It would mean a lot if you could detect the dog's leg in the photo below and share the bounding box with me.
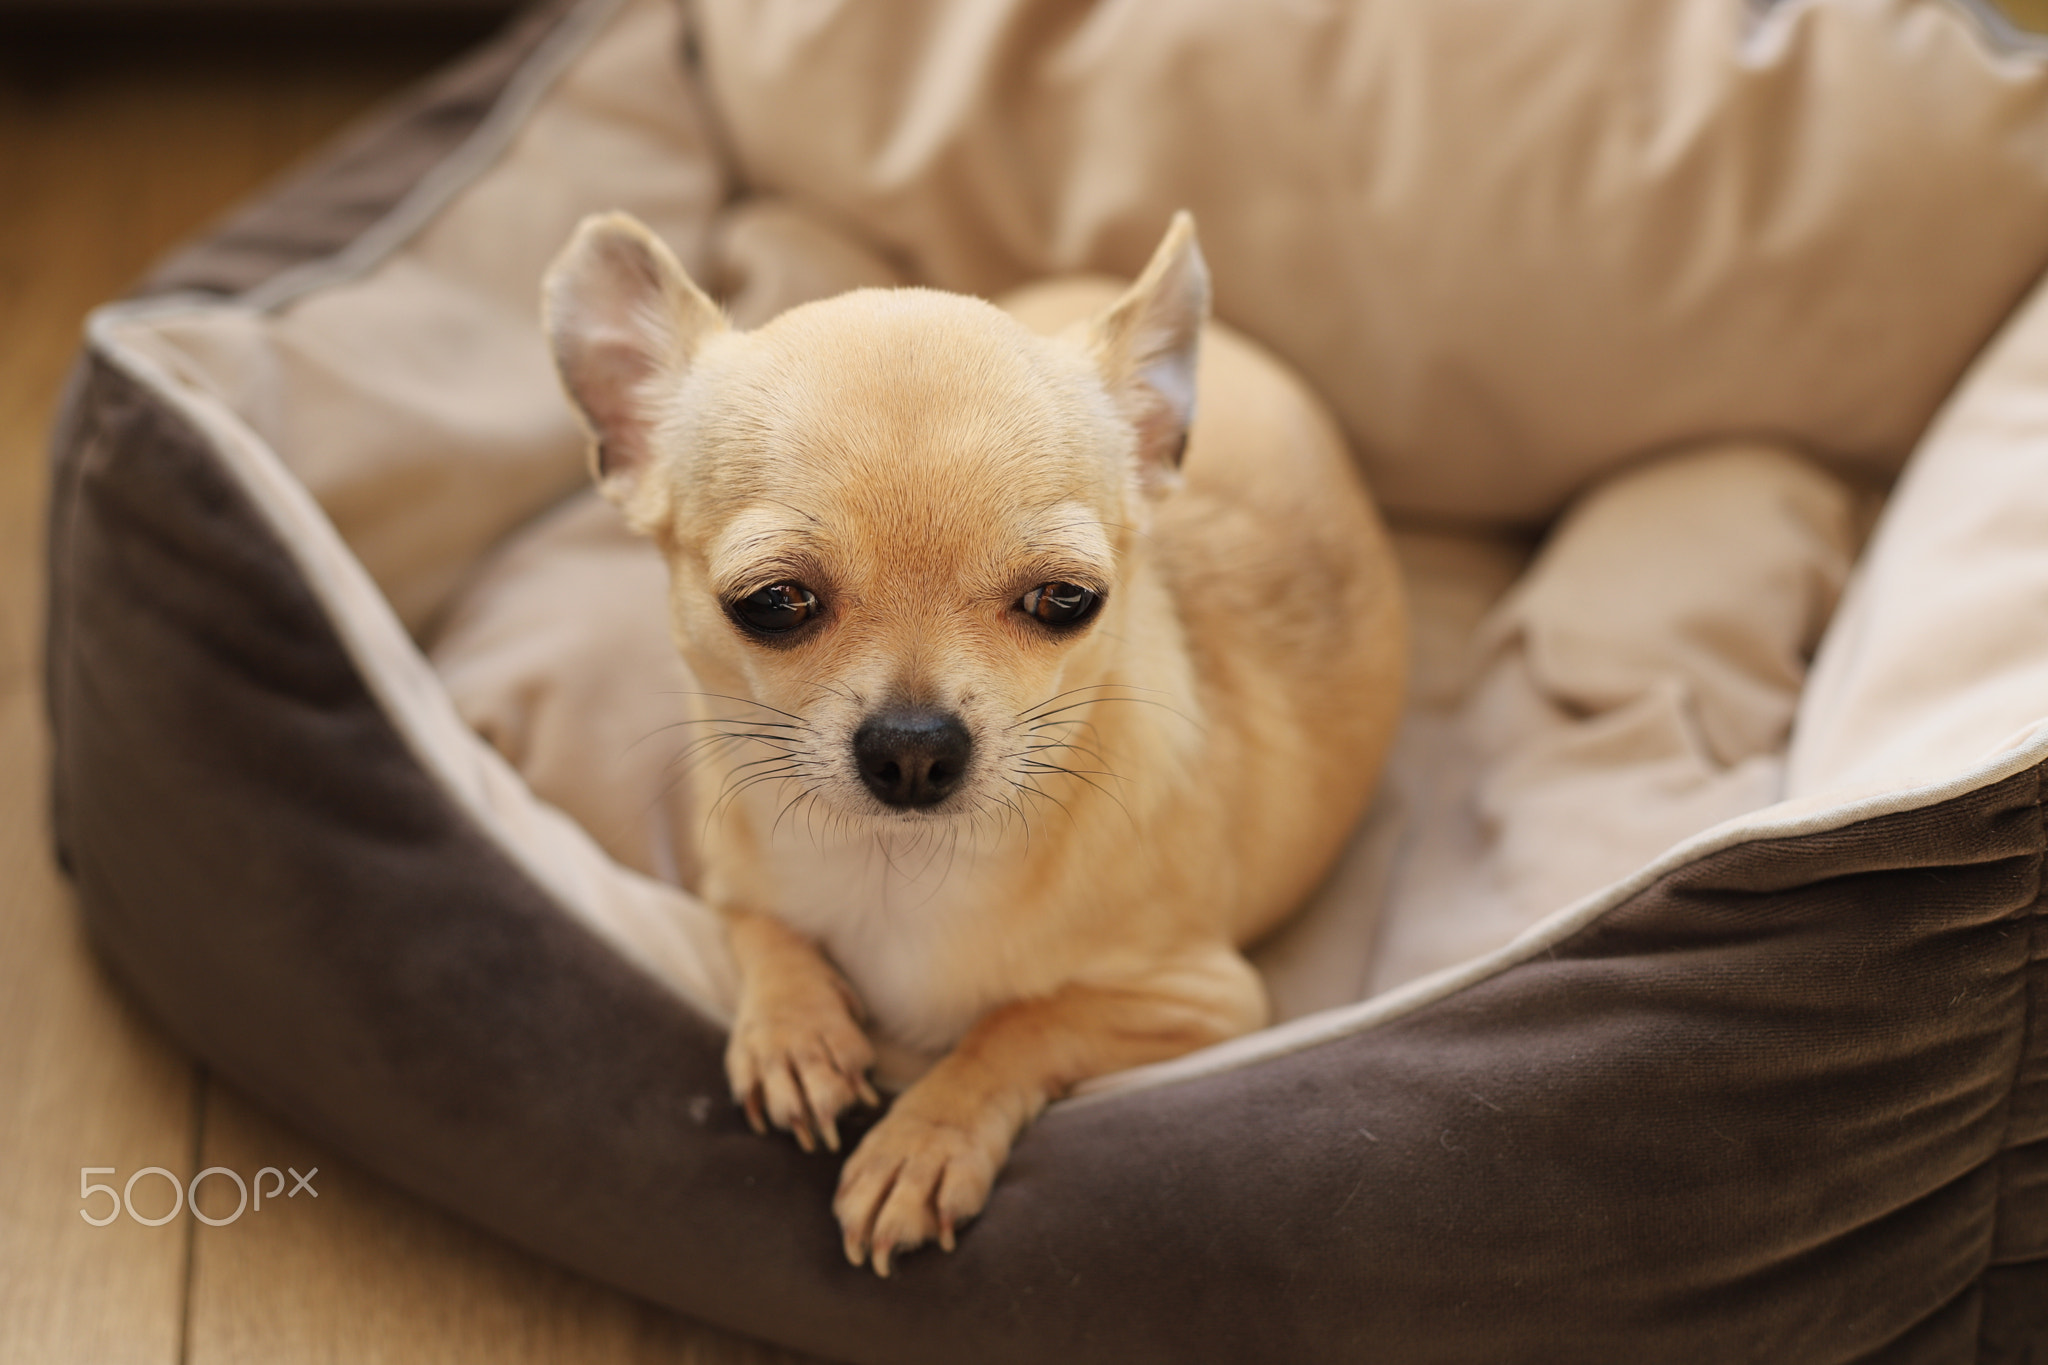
[834,945,1265,1275]
[724,910,880,1153]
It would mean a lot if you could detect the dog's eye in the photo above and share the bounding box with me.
[732,582,819,635]
[1018,582,1101,628]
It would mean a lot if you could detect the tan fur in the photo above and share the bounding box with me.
[543,212,1406,1276]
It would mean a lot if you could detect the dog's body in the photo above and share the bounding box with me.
[544,214,1405,1274]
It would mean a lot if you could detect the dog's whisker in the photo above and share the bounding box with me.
[986,789,1031,851]
[1017,758,1129,785]
[987,804,1011,852]
[670,724,790,755]
[1017,693,1202,731]
[709,729,811,750]
[664,732,754,774]
[710,762,806,804]
[1011,778,1078,828]
[1024,716,1105,736]
[1012,682,1172,724]
[1008,687,1115,726]
[659,729,743,762]
[1018,692,1139,719]
[664,734,800,778]
[1012,783,1071,825]
[793,676,862,710]
[905,834,942,888]
[659,689,811,724]
[1023,749,1112,773]
[1021,689,1177,717]
[874,831,914,887]
[709,768,808,825]
[727,752,825,778]
[641,714,808,732]
[908,823,956,883]
[1023,716,1102,733]
[622,713,801,757]
[1023,760,1139,831]
[664,724,815,772]
[1018,752,1128,789]
[1021,717,1107,749]
[716,740,811,765]
[1021,738,1111,766]
[931,823,966,903]
[714,732,816,750]
[771,784,826,842]
[707,759,807,810]
[1015,744,1118,769]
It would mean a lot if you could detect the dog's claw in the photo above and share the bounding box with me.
[834,1102,1002,1279]
[725,989,875,1155]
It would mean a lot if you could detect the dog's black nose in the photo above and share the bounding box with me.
[853,709,972,809]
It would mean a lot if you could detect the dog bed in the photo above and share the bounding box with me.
[44,0,2048,1359]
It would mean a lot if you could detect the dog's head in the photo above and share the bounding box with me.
[542,212,1207,825]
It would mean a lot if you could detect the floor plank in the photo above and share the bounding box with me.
[1,20,824,1364]
[186,1087,815,1365]
[0,692,195,1365]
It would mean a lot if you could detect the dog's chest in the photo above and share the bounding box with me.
[760,836,1011,1051]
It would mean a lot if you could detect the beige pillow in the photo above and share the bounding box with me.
[1790,239,2048,800]
[1360,442,1858,994]
[697,0,2048,523]
[428,491,703,889]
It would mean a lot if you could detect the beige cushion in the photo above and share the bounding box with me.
[1355,442,1857,997]
[428,490,703,890]
[697,0,2048,523]
[1790,242,2048,800]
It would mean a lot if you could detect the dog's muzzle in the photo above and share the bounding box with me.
[853,708,972,809]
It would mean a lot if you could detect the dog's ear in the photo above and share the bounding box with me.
[543,212,726,503]
[1089,211,1210,493]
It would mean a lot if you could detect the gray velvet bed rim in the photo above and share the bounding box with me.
[42,0,2048,1361]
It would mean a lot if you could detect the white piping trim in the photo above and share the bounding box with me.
[1069,724,2048,1105]
[238,0,631,316]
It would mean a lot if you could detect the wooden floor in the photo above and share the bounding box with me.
[0,18,818,1365]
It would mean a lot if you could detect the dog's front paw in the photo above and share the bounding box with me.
[726,980,879,1154]
[833,1102,1007,1277]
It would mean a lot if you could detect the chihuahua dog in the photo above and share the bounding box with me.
[542,211,1405,1276]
